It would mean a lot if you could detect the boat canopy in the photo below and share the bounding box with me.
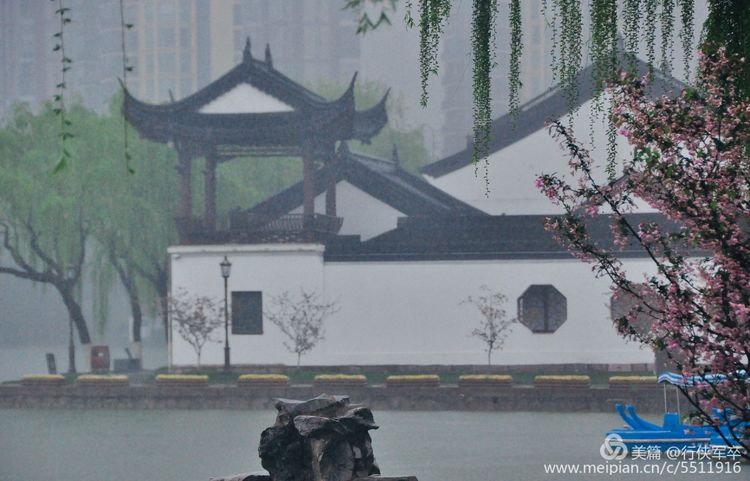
[657,371,747,386]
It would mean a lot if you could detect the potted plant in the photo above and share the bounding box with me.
[458,374,513,390]
[386,374,440,389]
[155,374,209,388]
[21,374,66,387]
[533,375,591,389]
[608,375,658,391]
[237,374,290,389]
[76,374,129,388]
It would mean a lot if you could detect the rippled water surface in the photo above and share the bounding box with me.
[0,409,745,481]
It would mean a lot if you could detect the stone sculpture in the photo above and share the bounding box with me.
[258,394,380,481]
[210,394,417,481]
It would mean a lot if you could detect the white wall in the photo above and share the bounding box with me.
[168,244,325,368]
[424,99,636,215]
[198,83,293,113]
[169,243,656,368]
[290,181,405,240]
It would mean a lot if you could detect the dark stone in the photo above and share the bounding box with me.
[258,394,380,481]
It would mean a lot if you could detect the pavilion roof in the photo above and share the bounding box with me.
[122,38,388,152]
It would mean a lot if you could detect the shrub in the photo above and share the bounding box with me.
[237,374,290,382]
[314,374,367,382]
[458,374,513,382]
[608,376,657,382]
[609,375,658,390]
[155,374,209,387]
[76,374,129,386]
[155,374,209,381]
[534,375,591,382]
[21,374,66,386]
[386,375,440,388]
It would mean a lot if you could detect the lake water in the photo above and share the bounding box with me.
[0,409,745,481]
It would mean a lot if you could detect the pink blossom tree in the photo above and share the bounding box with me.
[537,48,750,453]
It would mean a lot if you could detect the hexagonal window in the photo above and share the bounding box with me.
[610,285,655,337]
[517,285,567,333]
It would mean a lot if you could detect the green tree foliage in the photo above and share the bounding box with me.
[89,96,179,343]
[0,97,306,346]
[703,0,750,98]
[0,103,94,344]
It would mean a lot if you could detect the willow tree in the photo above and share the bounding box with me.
[0,103,94,347]
[88,99,179,350]
[348,1,749,171]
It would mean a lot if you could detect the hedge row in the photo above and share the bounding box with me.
[16,373,661,389]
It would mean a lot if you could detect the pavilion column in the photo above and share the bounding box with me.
[324,145,336,217]
[204,154,217,231]
[302,140,315,224]
[325,174,336,217]
[177,149,193,221]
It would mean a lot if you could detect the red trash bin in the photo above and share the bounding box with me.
[91,345,110,372]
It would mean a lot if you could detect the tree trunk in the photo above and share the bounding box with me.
[196,350,201,370]
[487,350,492,366]
[142,264,169,342]
[59,285,91,344]
[297,352,302,370]
[124,274,143,344]
[154,267,169,342]
[113,259,143,345]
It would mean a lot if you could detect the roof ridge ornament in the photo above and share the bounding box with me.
[243,37,252,63]
[265,43,273,68]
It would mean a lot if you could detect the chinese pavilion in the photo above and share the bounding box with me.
[122,38,388,242]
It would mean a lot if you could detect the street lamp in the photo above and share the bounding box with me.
[65,265,77,375]
[220,256,232,372]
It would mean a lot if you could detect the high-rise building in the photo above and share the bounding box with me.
[231,0,360,87]
[0,0,361,119]
[0,0,56,118]
[440,0,555,156]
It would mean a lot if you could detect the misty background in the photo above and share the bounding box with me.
[0,0,708,381]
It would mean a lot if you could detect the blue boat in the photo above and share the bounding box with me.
[607,403,714,451]
[605,372,748,454]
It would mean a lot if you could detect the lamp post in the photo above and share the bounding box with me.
[220,256,232,372]
[65,265,77,375]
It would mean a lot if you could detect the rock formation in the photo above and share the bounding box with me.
[258,394,380,481]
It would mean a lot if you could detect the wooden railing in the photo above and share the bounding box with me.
[175,214,343,245]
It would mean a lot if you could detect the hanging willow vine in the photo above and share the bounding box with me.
[678,0,694,82]
[644,0,658,76]
[555,0,583,113]
[589,0,618,177]
[470,0,497,186]
[402,0,452,107]
[508,0,522,120]
[660,0,675,78]
[51,0,73,174]
[119,0,135,174]
[349,1,701,186]
[622,0,641,72]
